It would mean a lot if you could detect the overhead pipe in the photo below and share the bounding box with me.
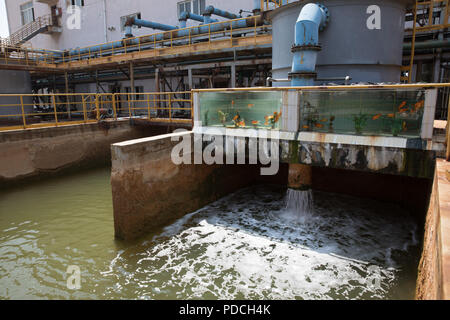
[49,15,263,62]
[289,3,330,86]
[124,17,178,37]
[178,11,218,28]
[403,39,450,51]
[203,5,239,20]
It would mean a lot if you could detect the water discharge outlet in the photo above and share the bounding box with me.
[286,164,314,216]
[289,3,330,86]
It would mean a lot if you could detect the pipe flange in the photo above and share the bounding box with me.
[288,72,317,79]
[317,3,330,32]
[291,44,322,52]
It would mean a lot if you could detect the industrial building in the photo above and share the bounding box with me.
[0,0,450,301]
[1,1,448,106]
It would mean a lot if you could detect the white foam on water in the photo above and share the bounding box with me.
[100,185,420,300]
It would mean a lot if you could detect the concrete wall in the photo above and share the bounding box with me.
[5,0,255,50]
[416,159,450,300]
[111,131,266,240]
[0,120,164,187]
[0,70,33,116]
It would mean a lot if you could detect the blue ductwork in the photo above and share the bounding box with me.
[48,15,262,62]
[130,18,178,31]
[289,3,329,86]
[179,11,218,28]
[203,5,239,20]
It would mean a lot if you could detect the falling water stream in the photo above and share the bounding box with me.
[285,189,314,220]
[0,167,421,299]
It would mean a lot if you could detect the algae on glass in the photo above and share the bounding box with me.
[199,91,283,130]
[299,89,426,138]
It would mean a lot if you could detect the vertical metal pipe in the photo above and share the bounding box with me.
[231,63,236,88]
[290,3,329,87]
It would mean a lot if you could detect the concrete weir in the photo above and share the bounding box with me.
[0,120,166,187]
[110,132,288,240]
[111,129,436,239]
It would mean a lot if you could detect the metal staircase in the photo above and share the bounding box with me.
[5,14,58,47]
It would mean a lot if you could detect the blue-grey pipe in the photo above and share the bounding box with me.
[203,5,238,20]
[179,11,218,28]
[50,16,262,61]
[131,18,178,31]
[290,3,329,87]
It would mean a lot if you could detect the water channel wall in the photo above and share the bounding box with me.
[416,159,450,300]
[0,120,165,188]
[110,131,288,241]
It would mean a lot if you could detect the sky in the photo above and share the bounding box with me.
[0,0,9,38]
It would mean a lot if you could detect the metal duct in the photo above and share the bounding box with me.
[290,3,329,86]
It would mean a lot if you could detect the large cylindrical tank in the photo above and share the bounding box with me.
[0,70,33,118]
[269,0,415,85]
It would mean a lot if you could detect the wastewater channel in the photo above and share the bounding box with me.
[0,167,420,299]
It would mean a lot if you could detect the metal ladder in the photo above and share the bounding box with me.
[403,0,450,83]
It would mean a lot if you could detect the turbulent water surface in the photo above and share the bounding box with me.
[0,167,420,299]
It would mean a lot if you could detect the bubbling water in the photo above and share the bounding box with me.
[285,188,314,220]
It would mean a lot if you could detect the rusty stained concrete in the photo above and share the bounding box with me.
[416,159,450,300]
[281,139,436,179]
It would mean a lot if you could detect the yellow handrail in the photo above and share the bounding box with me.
[0,92,193,132]
[0,16,271,69]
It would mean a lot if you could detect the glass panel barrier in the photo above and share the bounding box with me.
[299,89,426,138]
[199,91,283,130]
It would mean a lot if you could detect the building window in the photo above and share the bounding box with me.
[120,13,142,32]
[71,0,85,6]
[178,0,205,18]
[20,2,35,26]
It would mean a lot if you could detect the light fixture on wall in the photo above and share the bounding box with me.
[108,26,116,32]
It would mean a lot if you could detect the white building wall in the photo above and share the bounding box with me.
[5,0,256,50]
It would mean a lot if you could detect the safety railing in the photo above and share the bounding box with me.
[410,0,450,32]
[404,0,449,83]
[0,16,271,69]
[54,16,269,65]
[0,44,62,67]
[0,92,192,132]
[114,91,192,123]
[7,14,53,46]
[260,0,289,12]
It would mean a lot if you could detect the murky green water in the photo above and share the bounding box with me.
[0,168,420,300]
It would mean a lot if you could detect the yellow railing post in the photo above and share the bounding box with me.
[446,93,450,161]
[153,95,157,119]
[82,94,87,123]
[408,3,418,83]
[52,95,58,126]
[95,95,100,120]
[128,93,132,118]
[112,94,117,120]
[147,94,150,120]
[230,20,233,48]
[169,93,172,122]
[254,16,257,45]
[20,95,26,129]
